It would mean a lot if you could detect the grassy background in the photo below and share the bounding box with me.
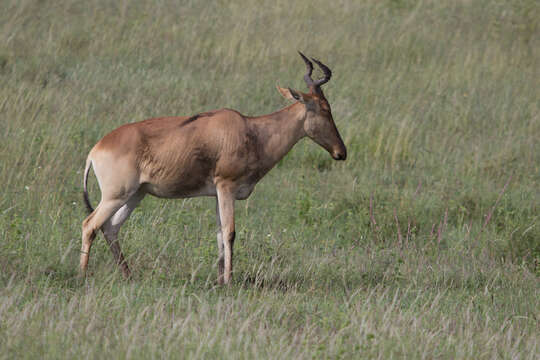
[0,0,538,358]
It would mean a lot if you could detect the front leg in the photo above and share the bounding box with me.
[216,183,235,285]
[215,199,225,285]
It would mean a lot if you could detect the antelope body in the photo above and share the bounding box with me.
[81,53,346,284]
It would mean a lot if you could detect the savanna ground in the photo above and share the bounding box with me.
[0,0,539,358]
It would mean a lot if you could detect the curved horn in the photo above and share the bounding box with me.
[298,51,314,87]
[311,57,332,86]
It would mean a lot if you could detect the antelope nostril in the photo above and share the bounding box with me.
[333,151,346,161]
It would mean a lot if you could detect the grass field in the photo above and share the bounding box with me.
[1,0,539,358]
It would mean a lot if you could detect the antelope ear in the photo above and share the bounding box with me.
[276,85,305,103]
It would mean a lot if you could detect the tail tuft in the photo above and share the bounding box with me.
[83,158,94,214]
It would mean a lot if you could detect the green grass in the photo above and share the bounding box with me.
[0,0,539,358]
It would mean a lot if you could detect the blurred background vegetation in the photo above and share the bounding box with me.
[0,0,538,358]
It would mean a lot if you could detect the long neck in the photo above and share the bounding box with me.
[248,102,306,171]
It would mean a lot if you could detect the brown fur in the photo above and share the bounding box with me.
[81,56,346,284]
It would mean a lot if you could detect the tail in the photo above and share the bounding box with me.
[83,157,94,214]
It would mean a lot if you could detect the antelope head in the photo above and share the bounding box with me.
[277,52,347,161]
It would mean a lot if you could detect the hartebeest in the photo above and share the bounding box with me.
[81,52,346,284]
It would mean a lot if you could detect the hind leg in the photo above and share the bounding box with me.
[80,198,131,277]
[101,191,145,278]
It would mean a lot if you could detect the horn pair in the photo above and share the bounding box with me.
[298,51,332,89]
